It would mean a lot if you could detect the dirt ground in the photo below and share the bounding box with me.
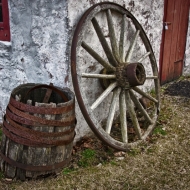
[1,77,190,189]
[164,78,190,98]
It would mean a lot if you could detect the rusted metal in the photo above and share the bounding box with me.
[3,122,75,147]
[3,115,75,147]
[23,84,69,102]
[7,103,75,127]
[6,114,75,138]
[115,63,146,88]
[43,83,53,103]
[126,63,146,87]
[9,96,74,115]
[0,152,70,172]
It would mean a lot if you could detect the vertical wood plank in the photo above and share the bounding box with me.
[4,95,23,179]
[52,102,75,174]
[26,102,56,179]
[5,140,18,178]
[174,0,189,79]
[16,99,32,180]
[168,0,182,81]
[160,0,175,83]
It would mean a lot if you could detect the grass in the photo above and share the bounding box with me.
[62,167,74,175]
[153,126,167,136]
[78,149,96,167]
[1,79,190,189]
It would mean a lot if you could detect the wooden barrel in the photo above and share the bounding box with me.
[0,83,76,180]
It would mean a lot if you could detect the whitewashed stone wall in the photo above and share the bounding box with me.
[184,11,190,75]
[0,0,164,141]
[0,0,69,120]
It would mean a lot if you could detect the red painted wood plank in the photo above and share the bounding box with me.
[168,0,181,81]
[174,0,189,79]
[160,0,175,83]
[160,0,189,84]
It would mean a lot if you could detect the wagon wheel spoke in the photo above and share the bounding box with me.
[125,30,140,62]
[137,52,151,62]
[105,87,121,134]
[119,14,126,62]
[91,82,118,110]
[125,90,142,139]
[106,9,120,62]
[81,41,116,72]
[82,73,116,79]
[132,86,158,103]
[146,76,158,79]
[129,90,153,124]
[92,17,118,66]
[119,89,128,143]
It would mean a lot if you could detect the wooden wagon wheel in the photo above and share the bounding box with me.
[71,2,160,151]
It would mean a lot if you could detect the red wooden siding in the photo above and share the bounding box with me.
[0,0,10,41]
[160,0,189,84]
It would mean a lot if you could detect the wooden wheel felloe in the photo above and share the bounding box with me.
[71,2,160,151]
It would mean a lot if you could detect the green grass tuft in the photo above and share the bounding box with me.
[78,149,96,167]
[153,126,167,136]
[62,167,74,175]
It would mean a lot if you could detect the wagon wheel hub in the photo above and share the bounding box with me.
[100,63,146,89]
[115,62,146,89]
